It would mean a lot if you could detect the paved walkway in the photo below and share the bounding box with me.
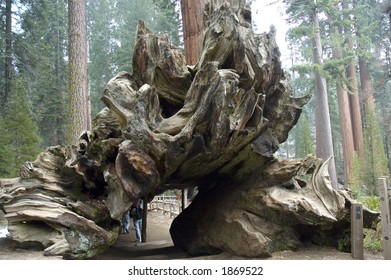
[92,210,191,260]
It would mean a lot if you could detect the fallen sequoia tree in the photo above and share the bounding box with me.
[0,3,378,259]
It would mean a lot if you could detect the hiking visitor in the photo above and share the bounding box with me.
[121,209,131,234]
[130,198,143,242]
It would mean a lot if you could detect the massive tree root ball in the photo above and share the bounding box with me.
[0,2,378,259]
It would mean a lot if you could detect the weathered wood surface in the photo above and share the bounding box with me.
[0,2,379,259]
[351,203,364,259]
[170,156,378,257]
[378,177,391,259]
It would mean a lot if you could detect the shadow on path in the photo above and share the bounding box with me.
[92,210,191,260]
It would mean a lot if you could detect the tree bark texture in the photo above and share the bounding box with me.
[328,21,355,185]
[311,10,338,189]
[343,0,364,159]
[0,3,378,259]
[358,56,376,113]
[181,0,205,65]
[347,55,364,158]
[67,0,90,144]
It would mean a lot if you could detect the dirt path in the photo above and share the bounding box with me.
[0,210,385,260]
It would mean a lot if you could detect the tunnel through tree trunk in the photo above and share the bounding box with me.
[0,2,378,259]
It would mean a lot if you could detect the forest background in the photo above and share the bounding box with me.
[0,0,390,214]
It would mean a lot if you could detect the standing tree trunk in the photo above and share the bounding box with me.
[3,0,12,114]
[358,56,375,112]
[346,44,364,158]
[181,0,205,65]
[67,0,90,144]
[335,65,355,185]
[327,17,355,185]
[344,0,364,159]
[311,9,338,189]
[358,55,390,188]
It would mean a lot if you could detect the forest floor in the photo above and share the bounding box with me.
[0,210,385,261]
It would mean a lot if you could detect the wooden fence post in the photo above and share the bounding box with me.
[378,176,391,260]
[351,203,363,259]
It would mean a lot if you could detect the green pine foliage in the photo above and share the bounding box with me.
[347,108,389,197]
[363,107,390,194]
[0,79,41,177]
[16,0,68,147]
[87,0,181,117]
[152,0,181,46]
[0,2,4,99]
[348,152,363,198]
[0,117,14,177]
[295,112,314,158]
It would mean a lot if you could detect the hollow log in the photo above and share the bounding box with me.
[0,2,378,259]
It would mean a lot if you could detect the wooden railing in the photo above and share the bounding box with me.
[148,195,182,218]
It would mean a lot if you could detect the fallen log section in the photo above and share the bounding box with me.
[0,2,378,259]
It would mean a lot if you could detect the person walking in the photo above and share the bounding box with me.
[121,209,130,234]
[130,198,143,243]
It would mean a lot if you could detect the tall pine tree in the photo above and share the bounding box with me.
[67,0,89,144]
[0,79,41,177]
[16,0,68,147]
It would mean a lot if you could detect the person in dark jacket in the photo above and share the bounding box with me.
[130,198,143,242]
